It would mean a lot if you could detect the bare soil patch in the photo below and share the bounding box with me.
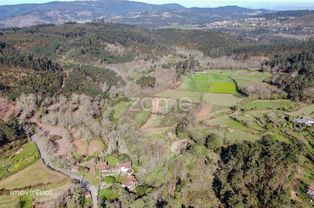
[0,97,19,122]
[194,103,213,122]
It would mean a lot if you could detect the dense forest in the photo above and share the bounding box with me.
[263,45,314,101]
[0,118,24,146]
[214,137,303,208]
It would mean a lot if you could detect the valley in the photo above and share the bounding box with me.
[0,2,313,208]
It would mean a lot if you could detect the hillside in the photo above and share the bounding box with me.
[0,0,268,28]
[0,19,313,208]
[290,14,314,27]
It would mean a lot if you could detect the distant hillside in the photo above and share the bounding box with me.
[0,0,268,28]
[256,10,314,19]
[111,6,269,27]
[289,14,314,27]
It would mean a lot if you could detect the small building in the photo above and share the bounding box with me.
[100,161,133,176]
[294,116,314,127]
[99,162,111,174]
[308,186,314,200]
[122,175,137,191]
[117,161,132,174]
[85,191,91,199]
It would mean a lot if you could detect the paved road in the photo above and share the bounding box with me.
[31,134,99,208]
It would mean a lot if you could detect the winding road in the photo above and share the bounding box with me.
[31,134,99,208]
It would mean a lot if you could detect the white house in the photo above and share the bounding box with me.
[294,116,314,127]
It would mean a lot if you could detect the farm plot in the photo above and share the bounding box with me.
[0,195,19,208]
[156,89,202,103]
[0,142,40,179]
[0,160,68,190]
[213,69,271,85]
[203,93,241,107]
[293,104,314,116]
[241,99,295,111]
[193,72,237,94]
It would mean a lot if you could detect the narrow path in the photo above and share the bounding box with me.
[31,134,99,208]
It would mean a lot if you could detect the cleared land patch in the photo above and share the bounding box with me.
[194,103,213,121]
[73,138,105,157]
[207,116,248,131]
[293,104,314,116]
[0,195,19,208]
[156,89,202,103]
[113,101,132,122]
[225,129,259,143]
[241,99,295,111]
[203,93,241,107]
[192,72,237,94]
[134,111,151,126]
[214,69,271,84]
[0,142,40,179]
[141,114,163,129]
[0,160,67,190]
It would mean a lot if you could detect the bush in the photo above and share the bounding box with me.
[136,76,156,88]
[99,188,120,202]
[0,118,24,146]
[104,176,116,184]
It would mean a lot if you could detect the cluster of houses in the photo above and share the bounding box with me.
[99,161,137,191]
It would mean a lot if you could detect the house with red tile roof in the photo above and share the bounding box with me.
[122,175,137,191]
[117,161,132,174]
[99,161,133,176]
[99,162,111,174]
[85,191,91,198]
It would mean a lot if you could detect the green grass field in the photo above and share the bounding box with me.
[156,89,202,103]
[241,99,295,111]
[268,133,291,144]
[178,75,194,91]
[0,142,40,179]
[0,160,67,190]
[99,188,120,201]
[113,101,132,124]
[134,111,151,126]
[213,70,271,84]
[293,104,314,116]
[192,72,237,94]
[225,129,259,143]
[207,116,248,130]
[0,195,19,208]
[203,93,241,107]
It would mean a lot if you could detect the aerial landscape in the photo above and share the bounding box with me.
[0,0,314,207]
